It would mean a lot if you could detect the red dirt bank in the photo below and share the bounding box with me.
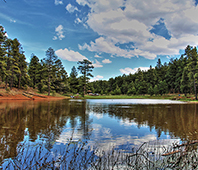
[0,88,67,101]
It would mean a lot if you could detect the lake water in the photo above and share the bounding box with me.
[0,99,198,168]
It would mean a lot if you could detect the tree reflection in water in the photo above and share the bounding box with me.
[0,99,198,169]
[0,99,92,163]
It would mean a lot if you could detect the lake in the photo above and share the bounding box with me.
[0,99,198,169]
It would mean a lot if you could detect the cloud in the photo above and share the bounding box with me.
[54,0,63,5]
[66,4,79,13]
[53,25,65,40]
[75,18,82,24]
[55,48,88,62]
[53,36,57,40]
[120,67,150,75]
[102,59,112,64]
[10,19,16,23]
[94,54,102,58]
[90,75,104,82]
[79,37,157,59]
[93,59,103,68]
[77,0,198,60]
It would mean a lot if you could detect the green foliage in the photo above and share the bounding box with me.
[127,86,136,95]
[2,25,198,98]
[148,85,154,96]
[185,45,198,99]
[69,66,79,94]
[77,59,94,96]
[112,85,121,95]
[154,85,159,96]
[6,86,10,92]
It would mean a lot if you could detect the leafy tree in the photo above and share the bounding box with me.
[77,59,94,96]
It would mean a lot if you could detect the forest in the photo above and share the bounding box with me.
[0,25,198,98]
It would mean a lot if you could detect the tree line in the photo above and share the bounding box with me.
[1,25,198,98]
[0,25,94,96]
[89,45,198,99]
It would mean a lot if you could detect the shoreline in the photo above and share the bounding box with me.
[0,89,69,101]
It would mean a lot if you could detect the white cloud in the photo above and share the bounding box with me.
[75,18,82,24]
[54,25,65,40]
[53,36,58,40]
[10,19,16,23]
[77,0,198,60]
[90,75,104,82]
[66,4,79,13]
[54,0,63,5]
[102,59,112,64]
[93,59,103,68]
[120,67,150,75]
[94,54,102,58]
[55,48,88,62]
[79,37,157,59]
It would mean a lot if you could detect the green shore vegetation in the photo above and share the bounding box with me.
[77,94,196,102]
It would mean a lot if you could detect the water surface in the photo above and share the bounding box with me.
[0,99,197,165]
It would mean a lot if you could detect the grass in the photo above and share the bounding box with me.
[82,93,197,102]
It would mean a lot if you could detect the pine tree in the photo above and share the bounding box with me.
[185,45,198,100]
[18,53,28,89]
[43,47,58,96]
[77,59,94,96]
[69,66,79,94]
[181,67,189,96]
[10,38,21,89]
[28,54,41,89]
[53,59,68,93]
[0,26,7,83]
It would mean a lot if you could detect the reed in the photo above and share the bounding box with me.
[1,139,198,169]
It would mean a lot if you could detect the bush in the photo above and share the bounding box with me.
[23,85,28,91]
[6,87,10,92]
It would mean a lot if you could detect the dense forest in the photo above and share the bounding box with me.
[89,45,198,99]
[0,25,198,98]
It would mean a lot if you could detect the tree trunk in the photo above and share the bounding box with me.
[5,76,8,89]
[194,78,197,100]
[10,74,13,90]
[48,75,50,96]
[84,84,86,96]
[18,74,21,89]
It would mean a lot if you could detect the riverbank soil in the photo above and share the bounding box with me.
[0,88,67,101]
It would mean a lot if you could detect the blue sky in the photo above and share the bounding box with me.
[1,0,198,81]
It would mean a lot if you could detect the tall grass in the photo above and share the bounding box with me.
[1,139,198,169]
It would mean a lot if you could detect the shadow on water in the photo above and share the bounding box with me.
[0,99,198,169]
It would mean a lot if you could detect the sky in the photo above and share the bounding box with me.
[1,0,198,81]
